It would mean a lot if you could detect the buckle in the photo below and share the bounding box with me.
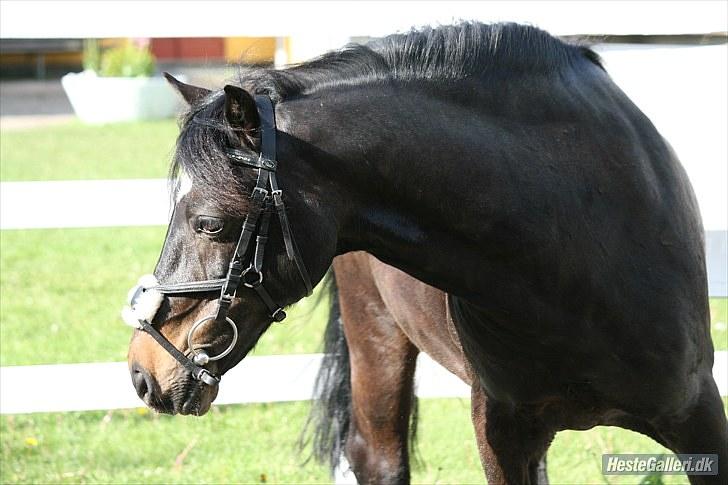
[252,187,269,198]
[272,190,284,207]
[271,308,287,322]
[258,155,277,171]
[195,368,220,386]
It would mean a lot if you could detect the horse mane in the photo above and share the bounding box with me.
[236,22,602,102]
[171,22,602,195]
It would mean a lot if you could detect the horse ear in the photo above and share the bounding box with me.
[223,85,259,132]
[163,72,211,105]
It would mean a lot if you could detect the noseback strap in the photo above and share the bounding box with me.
[152,279,226,294]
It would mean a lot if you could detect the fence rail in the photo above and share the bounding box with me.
[0,353,473,414]
[2,351,726,414]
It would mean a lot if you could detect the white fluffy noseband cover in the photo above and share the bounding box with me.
[121,274,163,329]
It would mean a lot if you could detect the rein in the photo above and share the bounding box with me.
[125,95,312,386]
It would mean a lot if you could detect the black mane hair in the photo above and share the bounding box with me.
[171,22,601,194]
[235,21,601,103]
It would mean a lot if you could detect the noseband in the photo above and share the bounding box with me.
[125,95,312,386]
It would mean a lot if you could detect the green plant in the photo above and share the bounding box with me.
[99,42,155,77]
[82,39,100,72]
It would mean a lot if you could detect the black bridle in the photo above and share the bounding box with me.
[133,95,312,386]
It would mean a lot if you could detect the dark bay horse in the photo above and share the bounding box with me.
[125,22,726,484]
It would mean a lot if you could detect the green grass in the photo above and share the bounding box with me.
[5,398,725,484]
[0,120,177,181]
[0,227,328,366]
[710,298,728,351]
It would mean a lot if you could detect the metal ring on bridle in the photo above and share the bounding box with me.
[242,268,263,287]
[186,316,238,362]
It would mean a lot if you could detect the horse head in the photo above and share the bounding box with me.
[125,75,337,415]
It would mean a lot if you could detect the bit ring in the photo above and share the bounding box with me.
[187,316,238,363]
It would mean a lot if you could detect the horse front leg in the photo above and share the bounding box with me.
[336,257,419,485]
[471,381,506,484]
[471,380,552,485]
[343,307,419,484]
[477,396,554,485]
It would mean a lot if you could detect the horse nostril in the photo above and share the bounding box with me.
[130,363,156,402]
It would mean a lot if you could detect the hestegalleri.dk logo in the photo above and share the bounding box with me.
[602,454,718,476]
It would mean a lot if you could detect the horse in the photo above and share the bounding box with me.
[124,22,727,484]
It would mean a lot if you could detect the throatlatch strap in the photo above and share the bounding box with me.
[268,171,313,296]
[253,206,272,272]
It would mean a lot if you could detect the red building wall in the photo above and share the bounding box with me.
[150,38,225,61]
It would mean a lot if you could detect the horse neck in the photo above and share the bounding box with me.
[280,82,509,298]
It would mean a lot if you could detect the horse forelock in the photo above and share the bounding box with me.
[170,95,255,214]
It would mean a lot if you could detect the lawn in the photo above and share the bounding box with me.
[0,120,177,181]
[711,298,727,351]
[6,397,721,485]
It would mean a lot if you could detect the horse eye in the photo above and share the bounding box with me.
[196,216,224,235]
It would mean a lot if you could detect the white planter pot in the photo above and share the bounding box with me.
[61,71,185,124]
